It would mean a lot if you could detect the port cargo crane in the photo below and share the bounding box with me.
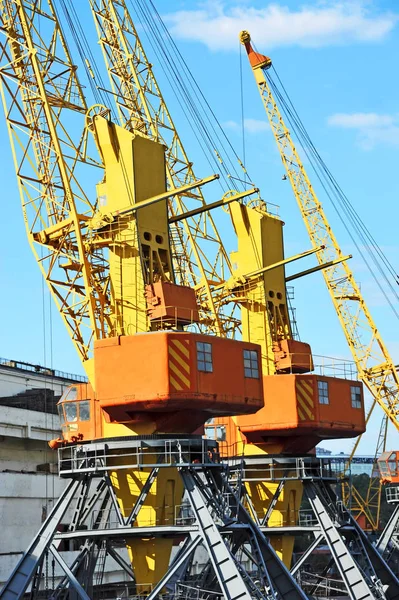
[1,3,398,599]
[0,0,265,593]
[84,0,369,571]
[239,30,399,530]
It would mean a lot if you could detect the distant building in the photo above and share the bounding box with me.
[0,357,126,591]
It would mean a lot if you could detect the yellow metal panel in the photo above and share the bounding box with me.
[230,201,291,376]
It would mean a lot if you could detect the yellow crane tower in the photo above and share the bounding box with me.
[0,0,261,589]
[239,30,399,530]
[0,0,371,580]
[84,1,369,570]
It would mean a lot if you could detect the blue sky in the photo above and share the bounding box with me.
[0,0,398,452]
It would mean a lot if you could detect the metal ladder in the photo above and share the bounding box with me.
[180,467,253,600]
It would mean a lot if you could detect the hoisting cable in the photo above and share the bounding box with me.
[130,0,257,194]
[55,0,118,121]
[239,42,247,179]
[252,53,399,320]
[143,0,253,186]
[271,65,399,288]
[130,0,237,193]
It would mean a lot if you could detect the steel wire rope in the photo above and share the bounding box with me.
[131,0,256,195]
[272,73,399,295]
[144,0,255,191]
[56,0,118,121]
[271,65,399,288]
[239,42,247,179]
[261,67,399,321]
[261,63,399,321]
[130,0,233,194]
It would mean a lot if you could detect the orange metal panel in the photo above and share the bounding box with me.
[146,281,199,324]
[91,331,263,428]
[235,374,365,447]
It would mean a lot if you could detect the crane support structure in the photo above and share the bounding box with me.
[0,0,109,377]
[239,30,399,432]
[88,0,239,337]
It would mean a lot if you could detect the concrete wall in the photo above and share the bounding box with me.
[0,365,130,591]
[0,365,72,398]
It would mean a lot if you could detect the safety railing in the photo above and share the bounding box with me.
[386,485,399,503]
[0,356,87,382]
[58,436,219,475]
[313,354,358,380]
[227,455,348,482]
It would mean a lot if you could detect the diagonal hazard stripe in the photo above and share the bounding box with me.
[169,360,190,388]
[298,396,314,420]
[172,339,190,359]
[298,407,306,421]
[297,383,314,408]
[169,346,190,373]
[170,375,183,391]
[301,380,313,394]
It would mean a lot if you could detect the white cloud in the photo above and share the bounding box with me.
[224,118,269,133]
[164,2,397,51]
[327,112,399,149]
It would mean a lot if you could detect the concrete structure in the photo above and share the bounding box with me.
[0,358,129,592]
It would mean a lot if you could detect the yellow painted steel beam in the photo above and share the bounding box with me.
[285,255,352,282]
[102,174,220,222]
[240,30,399,433]
[169,187,258,223]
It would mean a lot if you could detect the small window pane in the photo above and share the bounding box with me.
[64,402,77,422]
[243,349,260,379]
[197,341,213,373]
[57,404,65,423]
[79,401,90,422]
[351,386,362,409]
[318,380,329,405]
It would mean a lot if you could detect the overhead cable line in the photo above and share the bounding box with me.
[258,60,399,321]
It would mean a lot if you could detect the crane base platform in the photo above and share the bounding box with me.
[1,438,398,600]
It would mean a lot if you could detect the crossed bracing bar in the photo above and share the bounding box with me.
[0,439,306,600]
[2,442,399,600]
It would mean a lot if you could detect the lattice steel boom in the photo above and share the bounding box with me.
[239,30,399,432]
[88,0,240,336]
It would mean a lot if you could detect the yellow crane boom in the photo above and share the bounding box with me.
[0,0,109,377]
[239,30,399,432]
[87,0,240,337]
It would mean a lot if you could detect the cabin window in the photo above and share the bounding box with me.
[64,402,77,422]
[351,386,362,409]
[318,380,329,405]
[204,424,226,442]
[57,404,65,423]
[388,452,398,477]
[197,342,213,372]
[79,400,90,422]
[244,350,259,379]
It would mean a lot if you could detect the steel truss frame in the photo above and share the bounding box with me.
[1,437,308,600]
[377,486,399,568]
[228,455,399,600]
